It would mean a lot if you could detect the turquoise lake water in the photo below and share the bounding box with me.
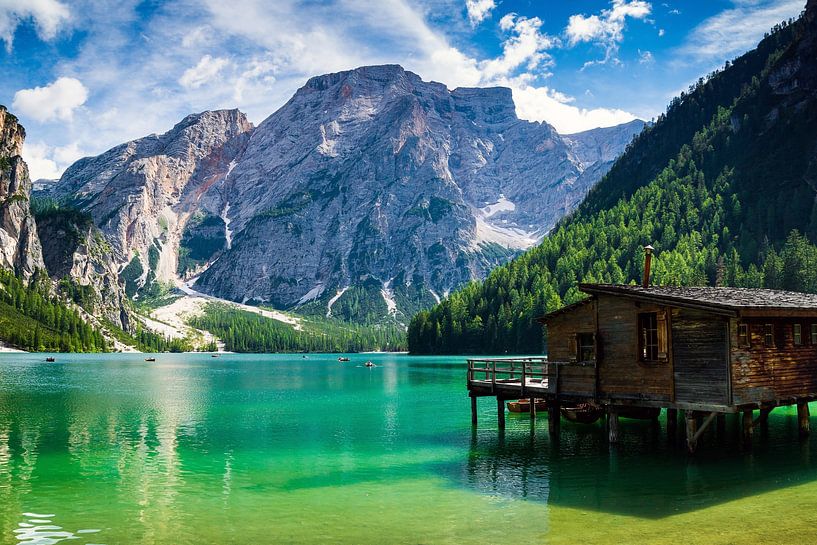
[2,352,817,544]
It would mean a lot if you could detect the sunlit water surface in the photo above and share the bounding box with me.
[2,353,817,544]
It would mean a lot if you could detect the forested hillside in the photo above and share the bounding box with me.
[409,9,817,354]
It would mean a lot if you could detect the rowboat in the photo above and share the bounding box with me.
[364,361,376,367]
[145,357,156,362]
[561,403,603,424]
[338,357,350,362]
[507,399,548,413]
[45,357,55,362]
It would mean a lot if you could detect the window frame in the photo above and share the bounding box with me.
[764,323,775,348]
[794,323,803,346]
[737,323,750,348]
[577,332,595,362]
[811,323,817,345]
[638,312,660,363]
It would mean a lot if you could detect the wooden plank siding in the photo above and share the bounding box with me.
[731,318,817,405]
[671,309,730,405]
[546,300,597,396]
[595,294,673,402]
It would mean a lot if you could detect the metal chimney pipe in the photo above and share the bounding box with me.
[642,245,654,288]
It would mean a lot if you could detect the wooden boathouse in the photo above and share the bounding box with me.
[468,248,817,452]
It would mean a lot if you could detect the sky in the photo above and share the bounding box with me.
[0,0,807,181]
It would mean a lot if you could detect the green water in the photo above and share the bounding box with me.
[2,353,817,544]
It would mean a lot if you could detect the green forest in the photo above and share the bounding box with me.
[191,303,407,353]
[0,268,108,352]
[408,15,817,354]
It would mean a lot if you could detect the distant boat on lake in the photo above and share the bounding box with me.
[145,357,156,362]
[45,356,55,362]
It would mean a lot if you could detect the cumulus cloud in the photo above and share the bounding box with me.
[477,14,558,80]
[679,0,803,61]
[0,0,70,50]
[23,140,86,181]
[465,0,496,26]
[565,0,652,65]
[12,77,88,123]
[179,54,231,89]
[511,85,637,133]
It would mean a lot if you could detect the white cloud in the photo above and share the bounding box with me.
[179,54,231,89]
[679,0,803,61]
[465,0,496,27]
[0,0,70,50]
[478,14,558,80]
[565,0,652,64]
[12,77,88,123]
[511,85,637,133]
[658,28,665,36]
[22,140,86,180]
[638,49,654,64]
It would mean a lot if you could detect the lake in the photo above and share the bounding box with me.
[2,353,817,544]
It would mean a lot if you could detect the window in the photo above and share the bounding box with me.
[812,324,817,345]
[738,323,749,347]
[764,324,774,347]
[639,313,659,361]
[794,323,803,346]
[577,333,595,361]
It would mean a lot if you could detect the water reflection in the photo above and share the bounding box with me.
[13,513,100,545]
[452,410,817,518]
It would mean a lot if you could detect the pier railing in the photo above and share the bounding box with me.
[467,357,596,396]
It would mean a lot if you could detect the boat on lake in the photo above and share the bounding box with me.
[507,399,547,413]
[211,354,219,358]
[45,357,55,362]
[338,357,350,362]
[364,361,375,367]
[145,357,156,362]
[561,403,603,424]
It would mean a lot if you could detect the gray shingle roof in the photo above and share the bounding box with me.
[579,283,817,314]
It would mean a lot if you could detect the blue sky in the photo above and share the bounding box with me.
[0,0,806,180]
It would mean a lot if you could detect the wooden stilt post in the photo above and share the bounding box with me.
[471,395,478,427]
[798,402,810,438]
[685,412,698,454]
[548,400,560,437]
[716,413,726,438]
[497,397,505,430]
[529,397,536,421]
[608,409,620,444]
[743,409,753,446]
[667,408,677,443]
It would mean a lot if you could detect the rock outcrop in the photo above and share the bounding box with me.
[0,106,44,278]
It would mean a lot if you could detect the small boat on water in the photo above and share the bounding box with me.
[507,399,548,413]
[211,354,220,358]
[45,357,55,362]
[561,403,604,424]
[338,357,350,362]
[145,357,156,362]
[364,361,376,368]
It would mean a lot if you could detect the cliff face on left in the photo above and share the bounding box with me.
[0,106,44,277]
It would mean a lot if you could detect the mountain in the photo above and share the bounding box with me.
[408,2,817,354]
[48,65,642,323]
[0,106,44,278]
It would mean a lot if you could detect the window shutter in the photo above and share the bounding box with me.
[657,311,668,360]
[568,335,577,361]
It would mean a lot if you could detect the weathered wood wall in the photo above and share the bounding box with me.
[671,309,729,405]
[546,300,596,396]
[731,318,817,405]
[596,294,673,402]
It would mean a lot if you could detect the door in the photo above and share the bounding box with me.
[672,309,730,405]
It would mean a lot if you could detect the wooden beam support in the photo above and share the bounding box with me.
[548,400,560,438]
[497,397,505,430]
[608,410,620,444]
[529,397,536,421]
[743,409,753,447]
[471,395,478,427]
[667,408,678,443]
[798,402,810,438]
[685,412,698,454]
[690,411,717,445]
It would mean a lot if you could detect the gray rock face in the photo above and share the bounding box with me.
[51,65,642,322]
[48,109,253,289]
[0,106,44,278]
[196,66,642,318]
